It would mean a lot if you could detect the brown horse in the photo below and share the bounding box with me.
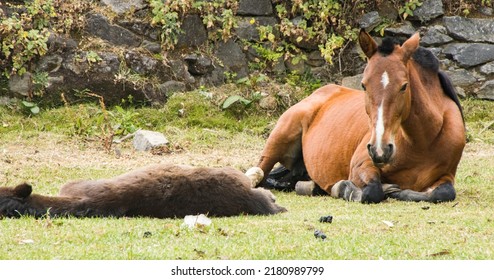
[254,30,465,203]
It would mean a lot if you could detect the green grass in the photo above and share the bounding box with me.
[0,93,494,260]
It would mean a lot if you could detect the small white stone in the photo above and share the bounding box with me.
[133,130,169,151]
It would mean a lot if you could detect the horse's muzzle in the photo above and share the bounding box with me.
[367,143,394,167]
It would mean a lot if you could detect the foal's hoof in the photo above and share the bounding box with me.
[245,167,264,187]
[295,181,315,196]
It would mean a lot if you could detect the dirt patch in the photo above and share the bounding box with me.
[1,132,493,187]
[0,132,263,185]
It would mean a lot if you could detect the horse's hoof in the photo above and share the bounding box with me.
[362,182,385,204]
[295,181,315,196]
[245,167,264,187]
[382,184,401,195]
[331,180,362,201]
[330,180,346,198]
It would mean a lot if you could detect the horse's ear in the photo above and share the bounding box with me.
[359,29,378,59]
[401,33,420,62]
[13,183,32,198]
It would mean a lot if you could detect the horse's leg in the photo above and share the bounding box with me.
[346,159,386,203]
[265,158,310,191]
[384,176,456,203]
[255,106,312,187]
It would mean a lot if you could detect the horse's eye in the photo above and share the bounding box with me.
[361,83,366,91]
[400,83,408,92]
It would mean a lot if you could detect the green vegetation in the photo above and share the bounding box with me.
[0,0,93,78]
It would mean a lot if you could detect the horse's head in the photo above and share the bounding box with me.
[359,30,419,167]
[0,183,32,218]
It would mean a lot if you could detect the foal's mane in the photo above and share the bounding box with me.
[377,37,464,121]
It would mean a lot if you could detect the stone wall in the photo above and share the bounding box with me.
[348,0,494,100]
[3,0,494,105]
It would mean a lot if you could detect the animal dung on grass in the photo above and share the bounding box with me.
[319,215,333,223]
[0,164,287,219]
[314,229,327,240]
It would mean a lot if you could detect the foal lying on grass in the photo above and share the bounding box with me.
[0,164,286,218]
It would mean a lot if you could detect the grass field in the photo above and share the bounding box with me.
[0,91,493,260]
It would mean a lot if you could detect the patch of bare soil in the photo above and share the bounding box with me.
[0,132,263,185]
[2,132,493,186]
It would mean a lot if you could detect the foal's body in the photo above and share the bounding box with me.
[256,31,465,203]
[0,164,286,218]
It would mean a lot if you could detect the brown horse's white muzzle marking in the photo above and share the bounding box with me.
[367,142,394,166]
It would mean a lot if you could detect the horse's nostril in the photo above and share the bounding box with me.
[367,143,372,152]
[388,144,394,153]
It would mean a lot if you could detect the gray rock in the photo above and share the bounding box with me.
[285,57,307,74]
[184,55,214,75]
[359,11,381,32]
[8,73,32,97]
[384,21,415,37]
[215,39,249,78]
[46,75,64,90]
[141,40,161,54]
[455,86,466,98]
[47,33,78,51]
[342,74,364,90]
[444,69,477,87]
[479,6,493,16]
[444,16,494,43]
[422,25,453,47]
[235,16,277,41]
[124,51,160,75]
[480,62,494,75]
[176,14,208,49]
[443,43,494,68]
[475,80,494,100]
[36,54,63,73]
[167,59,196,84]
[101,0,146,15]
[378,1,398,21]
[237,0,273,16]
[85,13,141,47]
[133,130,169,151]
[306,50,325,67]
[91,52,121,74]
[159,81,186,97]
[427,47,443,58]
[271,56,286,75]
[410,0,443,23]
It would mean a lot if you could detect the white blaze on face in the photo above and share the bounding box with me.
[373,70,389,157]
[375,102,385,156]
[381,71,389,89]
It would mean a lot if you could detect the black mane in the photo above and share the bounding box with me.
[377,37,463,122]
[377,37,401,56]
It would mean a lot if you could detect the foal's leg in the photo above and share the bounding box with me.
[384,176,456,203]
